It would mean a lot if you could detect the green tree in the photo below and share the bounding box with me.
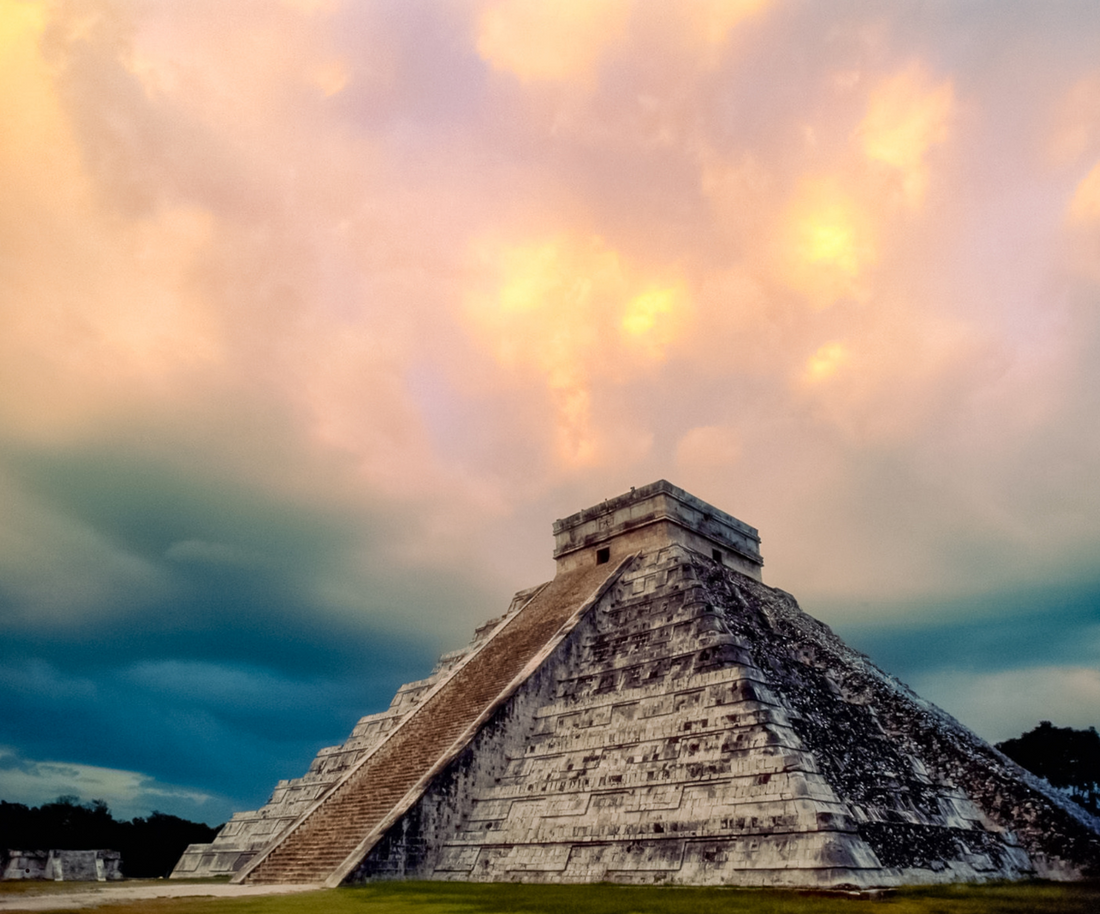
[997,721,1100,815]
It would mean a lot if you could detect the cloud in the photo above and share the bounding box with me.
[858,65,954,207]
[1068,160,1100,224]
[0,660,98,705]
[685,0,771,49]
[464,233,687,468]
[775,177,876,307]
[0,471,168,623]
[0,746,222,823]
[475,0,772,90]
[3,0,1100,824]
[910,666,1100,745]
[0,630,442,823]
[802,341,849,384]
[476,0,631,86]
[164,540,264,568]
[121,660,349,714]
[675,426,741,469]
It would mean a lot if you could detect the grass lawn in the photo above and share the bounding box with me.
[3,880,1099,914]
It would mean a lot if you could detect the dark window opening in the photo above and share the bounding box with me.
[596,547,610,565]
[712,548,724,564]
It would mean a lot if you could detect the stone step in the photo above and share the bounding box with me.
[236,560,623,885]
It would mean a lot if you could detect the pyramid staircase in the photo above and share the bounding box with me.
[188,481,1100,887]
[233,557,630,886]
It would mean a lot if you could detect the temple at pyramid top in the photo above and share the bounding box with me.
[552,479,763,578]
[174,480,1100,889]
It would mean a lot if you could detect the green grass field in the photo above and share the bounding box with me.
[3,880,1100,914]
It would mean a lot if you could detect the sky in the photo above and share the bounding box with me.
[1,0,1099,827]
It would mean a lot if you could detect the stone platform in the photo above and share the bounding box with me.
[173,481,1100,888]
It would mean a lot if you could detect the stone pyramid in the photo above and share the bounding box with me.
[173,481,1100,888]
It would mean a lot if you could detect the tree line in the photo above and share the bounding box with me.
[1,796,220,878]
[996,721,1100,815]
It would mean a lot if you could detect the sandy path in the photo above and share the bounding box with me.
[0,883,323,911]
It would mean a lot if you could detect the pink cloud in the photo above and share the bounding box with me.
[3,0,1100,617]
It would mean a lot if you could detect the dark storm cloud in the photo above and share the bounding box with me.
[835,582,1100,681]
[0,438,501,823]
[829,582,1100,743]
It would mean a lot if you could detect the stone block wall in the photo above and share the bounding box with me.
[350,545,1076,887]
[175,523,1100,886]
[2,850,121,882]
[171,590,538,878]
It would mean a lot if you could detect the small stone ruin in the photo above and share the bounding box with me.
[172,481,1100,888]
[2,849,122,882]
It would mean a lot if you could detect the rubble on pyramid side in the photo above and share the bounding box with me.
[170,587,540,878]
[353,543,1099,886]
[172,481,1100,887]
[726,570,1100,878]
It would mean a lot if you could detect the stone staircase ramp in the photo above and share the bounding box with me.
[233,558,630,886]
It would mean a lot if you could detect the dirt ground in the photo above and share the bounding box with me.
[0,881,322,911]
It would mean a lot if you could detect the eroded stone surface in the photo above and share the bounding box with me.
[234,563,625,885]
[171,587,542,879]
[175,482,1100,888]
[2,850,121,882]
[355,545,1100,887]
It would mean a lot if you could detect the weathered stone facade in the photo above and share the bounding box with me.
[173,481,1100,888]
[171,590,538,878]
[2,850,122,882]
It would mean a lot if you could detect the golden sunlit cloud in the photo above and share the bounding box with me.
[805,214,859,273]
[687,0,769,47]
[1,0,63,171]
[0,0,44,48]
[803,341,849,383]
[779,179,875,307]
[1068,160,1100,224]
[309,58,351,97]
[790,308,994,450]
[0,3,230,441]
[859,65,954,207]
[621,286,687,360]
[476,0,631,85]
[467,234,687,465]
[474,0,771,89]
